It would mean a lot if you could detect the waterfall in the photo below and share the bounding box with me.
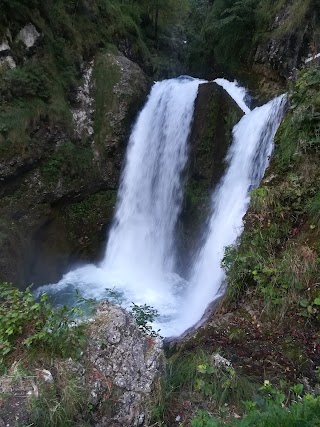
[176,92,286,334]
[213,79,251,114]
[37,77,205,323]
[101,77,202,291]
[37,77,286,338]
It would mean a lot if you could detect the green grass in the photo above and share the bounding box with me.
[308,192,320,226]
[29,364,89,427]
[152,350,258,424]
[191,393,320,426]
[0,99,47,159]
[41,141,94,183]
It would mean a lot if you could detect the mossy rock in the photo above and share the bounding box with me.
[177,82,243,267]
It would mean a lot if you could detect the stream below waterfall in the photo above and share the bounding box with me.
[37,77,286,337]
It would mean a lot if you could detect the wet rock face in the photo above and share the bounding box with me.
[177,82,243,270]
[0,30,16,70]
[0,52,149,287]
[72,62,95,138]
[253,3,317,80]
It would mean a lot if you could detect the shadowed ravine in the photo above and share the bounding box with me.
[36,77,286,337]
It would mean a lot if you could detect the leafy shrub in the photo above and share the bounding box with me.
[0,283,86,372]
[275,68,320,170]
[0,64,50,102]
[191,381,320,426]
[152,350,257,425]
[131,303,160,337]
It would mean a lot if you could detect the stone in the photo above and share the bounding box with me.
[253,3,315,80]
[0,56,16,69]
[16,24,40,48]
[72,62,95,137]
[35,368,54,383]
[0,302,164,426]
[211,353,232,369]
[178,82,243,271]
[86,301,164,426]
[0,40,10,53]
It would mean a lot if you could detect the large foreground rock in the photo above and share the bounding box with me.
[0,302,164,427]
[87,302,164,426]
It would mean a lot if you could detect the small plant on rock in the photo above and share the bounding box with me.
[130,303,160,337]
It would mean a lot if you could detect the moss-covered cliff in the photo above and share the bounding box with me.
[0,50,149,287]
[186,0,320,91]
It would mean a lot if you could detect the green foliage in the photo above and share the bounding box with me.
[191,410,218,427]
[186,0,260,73]
[41,141,93,183]
[190,381,320,426]
[130,303,160,337]
[204,0,258,70]
[299,296,320,320]
[0,63,50,102]
[0,283,86,372]
[308,191,320,225]
[223,68,320,319]
[186,0,317,75]
[275,68,320,170]
[0,0,188,163]
[194,360,257,409]
[152,351,257,424]
[0,99,46,157]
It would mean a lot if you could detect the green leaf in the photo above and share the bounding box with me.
[313,298,320,306]
[299,299,309,308]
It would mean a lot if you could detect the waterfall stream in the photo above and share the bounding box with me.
[37,77,286,337]
[177,93,286,334]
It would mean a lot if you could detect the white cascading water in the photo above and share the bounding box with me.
[37,77,285,337]
[101,77,202,291]
[176,91,286,334]
[214,79,251,114]
[37,77,204,324]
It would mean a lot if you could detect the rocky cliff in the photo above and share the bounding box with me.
[0,41,149,287]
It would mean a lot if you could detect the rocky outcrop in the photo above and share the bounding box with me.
[0,52,149,287]
[253,1,318,81]
[16,24,40,49]
[87,302,163,426]
[0,302,164,427]
[0,30,16,70]
[177,82,243,268]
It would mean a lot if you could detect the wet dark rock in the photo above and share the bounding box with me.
[253,3,316,81]
[177,82,243,271]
